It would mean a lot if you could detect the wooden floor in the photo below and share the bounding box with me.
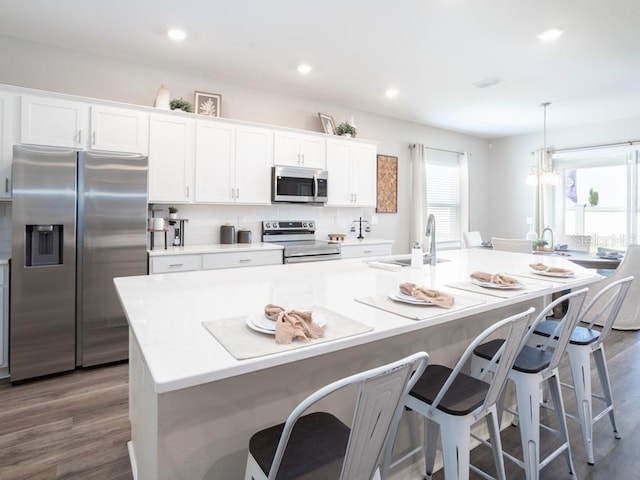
[0,329,639,480]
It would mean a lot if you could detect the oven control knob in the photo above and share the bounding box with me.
[265,222,270,228]
[309,221,314,229]
[303,222,308,227]
[273,222,279,228]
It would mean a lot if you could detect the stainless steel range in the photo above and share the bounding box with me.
[262,220,341,264]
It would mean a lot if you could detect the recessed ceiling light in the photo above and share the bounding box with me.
[537,28,564,41]
[385,88,399,98]
[473,77,502,89]
[167,29,187,41]
[297,64,312,74]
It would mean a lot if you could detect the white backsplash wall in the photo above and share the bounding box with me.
[0,202,11,252]
[152,203,378,246]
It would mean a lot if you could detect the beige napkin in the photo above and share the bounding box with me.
[529,263,574,275]
[264,304,325,344]
[470,271,521,286]
[399,283,455,308]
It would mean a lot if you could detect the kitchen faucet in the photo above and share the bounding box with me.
[541,226,555,250]
[425,214,436,265]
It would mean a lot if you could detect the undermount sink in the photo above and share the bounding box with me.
[385,256,450,266]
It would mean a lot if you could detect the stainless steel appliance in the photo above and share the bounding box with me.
[272,165,328,204]
[10,145,148,381]
[262,220,340,263]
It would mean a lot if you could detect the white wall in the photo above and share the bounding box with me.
[490,115,640,239]
[0,35,491,253]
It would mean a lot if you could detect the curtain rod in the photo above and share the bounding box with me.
[552,139,640,154]
[409,143,465,155]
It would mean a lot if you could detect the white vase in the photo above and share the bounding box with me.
[154,84,170,110]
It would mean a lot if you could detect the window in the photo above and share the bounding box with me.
[426,150,467,249]
[553,147,638,249]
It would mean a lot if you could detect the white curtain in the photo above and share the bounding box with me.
[410,143,427,250]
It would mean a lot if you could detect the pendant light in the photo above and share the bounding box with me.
[526,102,561,186]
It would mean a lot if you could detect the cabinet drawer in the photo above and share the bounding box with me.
[202,250,282,270]
[340,243,393,259]
[150,255,201,274]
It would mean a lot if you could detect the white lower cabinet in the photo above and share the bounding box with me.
[202,250,282,270]
[149,249,282,274]
[149,255,202,274]
[340,243,393,259]
[0,264,7,367]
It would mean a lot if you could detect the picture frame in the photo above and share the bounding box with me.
[376,154,398,213]
[318,112,336,135]
[194,91,222,117]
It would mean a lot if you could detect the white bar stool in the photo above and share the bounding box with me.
[243,351,429,480]
[532,276,633,465]
[471,289,588,480]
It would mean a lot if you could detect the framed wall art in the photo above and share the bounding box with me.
[195,91,222,117]
[376,154,398,213]
[318,112,336,135]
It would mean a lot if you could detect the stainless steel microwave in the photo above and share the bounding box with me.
[272,165,328,204]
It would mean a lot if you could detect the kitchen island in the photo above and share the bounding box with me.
[114,248,602,480]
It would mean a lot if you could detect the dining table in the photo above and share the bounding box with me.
[114,248,603,480]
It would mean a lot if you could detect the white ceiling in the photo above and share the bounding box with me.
[2,0,640,139]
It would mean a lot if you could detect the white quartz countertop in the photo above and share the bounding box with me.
[115,248,601,394]
[148,242,283,256]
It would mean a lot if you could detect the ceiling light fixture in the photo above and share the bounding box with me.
[385,88,399,98]
[537,28,564,41]
[297,64,312,74]
[526,102,561,186]
[167,29,187,41]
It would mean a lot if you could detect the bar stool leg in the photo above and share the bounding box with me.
[423,417,440,480]
[486,406,507,480]
[513,372,542,480]
[593,347,621,439]
[438,418,470,480]
[568,346,595,464]
[547,372,577,478]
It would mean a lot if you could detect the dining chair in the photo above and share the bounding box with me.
[384,307,535,480]
[470,288,588,480]
[463,231,484,248]
[243,351,429,480]
[531,276,633,465]
[583,244,640,330]
[491,237,533,253]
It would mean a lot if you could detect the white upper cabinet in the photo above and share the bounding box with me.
[326,138,376,207]
[195,121,272,204]
[274,130,325,169]
[148,113,194,203]
[195,120,235,203]
[21,95,88,148]
[90,105,149,154]
[0,92,14,198]
[234,125,273,204]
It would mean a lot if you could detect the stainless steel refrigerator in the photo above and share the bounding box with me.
[10,145,148,382]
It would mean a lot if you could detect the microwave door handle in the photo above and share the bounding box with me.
[313,174,319,200]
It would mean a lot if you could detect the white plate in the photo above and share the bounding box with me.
[529,268,575,278]
[470,278,523,290]
[245,311,328,335]
[388,290,433,305]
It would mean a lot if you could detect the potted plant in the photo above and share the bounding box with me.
[170,98,193,113]
[588,188,599,207]
[168,206,178,219]
[335,121,357,137]
[533,239,549,251]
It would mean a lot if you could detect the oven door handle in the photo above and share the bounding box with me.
[285,254,341,264]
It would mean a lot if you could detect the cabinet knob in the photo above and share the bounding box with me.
[77,129,82,144]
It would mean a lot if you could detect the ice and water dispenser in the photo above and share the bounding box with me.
[25,224,63,266]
